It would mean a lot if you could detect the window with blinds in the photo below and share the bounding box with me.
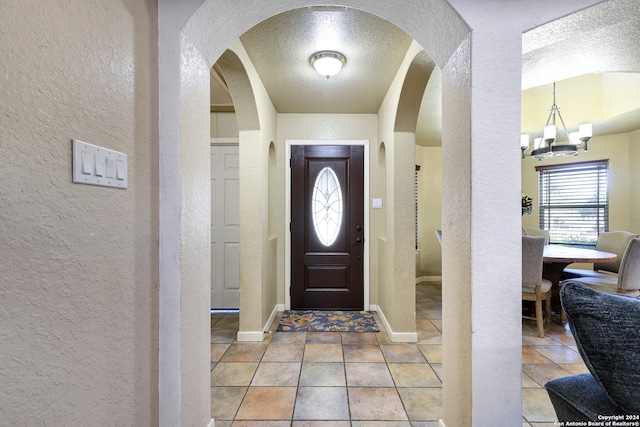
[536,160,609,247]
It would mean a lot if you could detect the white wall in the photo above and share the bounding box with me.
[1,0,158,425]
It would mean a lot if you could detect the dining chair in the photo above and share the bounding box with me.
[563,231,638,280]
[522,235,553,337]
[523,227,550,245]
[435,229,442,247]
[560,238,640,298]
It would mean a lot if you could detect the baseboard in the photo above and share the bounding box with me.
[236,330,265,342]
[376,306,418,343]
[205,418,215,427]
[416,275,442,284]
[237,304,284,342]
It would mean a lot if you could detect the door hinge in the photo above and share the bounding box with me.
[289,158,292,168]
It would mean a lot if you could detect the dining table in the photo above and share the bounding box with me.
[542,245,617,320]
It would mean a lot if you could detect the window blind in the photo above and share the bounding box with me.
[536,160,609,247]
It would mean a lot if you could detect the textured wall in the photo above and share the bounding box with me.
[179,34,211,427]
[0,0,157,425]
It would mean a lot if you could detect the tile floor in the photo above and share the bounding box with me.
[211,281,589,426]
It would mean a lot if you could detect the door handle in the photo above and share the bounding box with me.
[354,237,364,244]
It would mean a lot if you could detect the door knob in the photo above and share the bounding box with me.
[354,237,364,244]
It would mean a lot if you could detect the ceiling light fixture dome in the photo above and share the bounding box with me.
[310,51,346,79]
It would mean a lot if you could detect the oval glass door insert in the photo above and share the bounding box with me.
[312,167,343,246]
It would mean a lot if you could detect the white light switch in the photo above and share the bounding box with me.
[73,139,128,189]
[95,154,105,177]
[105,157,115,179]
[372,198,383,209]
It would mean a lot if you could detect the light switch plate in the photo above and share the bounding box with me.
[372,198,383,208]
[72,139,128,189]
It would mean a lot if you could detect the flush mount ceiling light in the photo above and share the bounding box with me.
[310,51,346,79]
[521,82,592,160]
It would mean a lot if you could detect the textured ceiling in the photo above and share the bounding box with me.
[212,2,640,145]
[239,7,413,114]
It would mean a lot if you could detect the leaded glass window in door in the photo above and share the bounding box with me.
[312,167,343,246]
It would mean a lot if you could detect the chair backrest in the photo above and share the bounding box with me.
[618,238,640,294]
[522,235,546,287]
[435,229,442,246]
[523,227,550,245]
[594,231,639,273]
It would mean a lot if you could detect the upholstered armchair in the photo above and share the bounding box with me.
[545,282,640,421]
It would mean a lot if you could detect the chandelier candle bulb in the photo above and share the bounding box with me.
[544,125,556,142]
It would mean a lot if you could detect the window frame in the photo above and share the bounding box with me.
[535,159,609,247]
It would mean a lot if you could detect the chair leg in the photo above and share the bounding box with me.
[535,298,544,338]
[544,297,551,324]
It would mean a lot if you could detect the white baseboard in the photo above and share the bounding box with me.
[205,418,215,427]
[376,305,418,343]
[236,330,265,342]
[237,304,285,342]
[416,275,442,284]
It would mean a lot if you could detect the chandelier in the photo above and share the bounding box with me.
[521,82,592,160]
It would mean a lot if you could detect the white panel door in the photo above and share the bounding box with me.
[211,145,240,308]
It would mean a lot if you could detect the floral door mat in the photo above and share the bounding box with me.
[277,310,379,332]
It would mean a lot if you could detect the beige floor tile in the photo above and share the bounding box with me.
[380,344,426,363]
[232,422,291,427]
[220,342,269,362]
[299,362,346,386]
[211,363,259,386]
[522,346,552,364]
[522,372,543,388]
[345,362,395,387]
[522,364,572,387]
[271,331,307,344]
[293,387,349,420]
[342,332,378,344]
[211,386,247,420]
[211,329,238,344]
[352,421,413,426]
[303,343,343,362]
[415,318,438,331]
[262,342,305,362]
[558,363,589,375]
[529,345,582,364]
[522,388,558,423]
[343,344,386,362]
[387,363,441,387]
[348,387,408,421]
[251,362,301,387]
[292,421,351,427]
[422,310,442,320]
[397,388,442,421]
[305,332,342,344]
[416,331,442,345]
[236,387,297,420]
[430,364,443,382]
[430,320,443,332]
[212,343,232,362]
[417,344,442,363]
[213,316,240,330]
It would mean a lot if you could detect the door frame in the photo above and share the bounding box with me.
[285,139,370,311]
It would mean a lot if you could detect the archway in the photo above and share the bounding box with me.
[157,1,533,426]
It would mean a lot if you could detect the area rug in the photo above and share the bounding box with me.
[277,310,379,332]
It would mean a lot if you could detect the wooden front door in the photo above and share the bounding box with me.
[291,145,365,310]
